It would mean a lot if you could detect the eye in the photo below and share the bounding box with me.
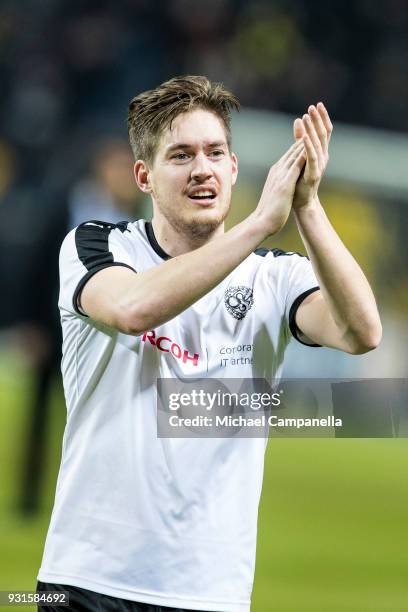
[171,152,190,161]
[210,149,224,158]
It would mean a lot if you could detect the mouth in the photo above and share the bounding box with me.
[187,189,217,206]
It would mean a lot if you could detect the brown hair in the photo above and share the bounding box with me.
[127,75,240,164]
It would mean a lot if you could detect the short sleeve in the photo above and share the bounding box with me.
[59,220,136,316]
[281,251,320,346]
[260,248,320,347]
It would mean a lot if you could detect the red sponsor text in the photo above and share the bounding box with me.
[142,330,199,366]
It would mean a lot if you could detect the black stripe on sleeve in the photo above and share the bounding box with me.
[73,221,136,316]
[288,287,321,347]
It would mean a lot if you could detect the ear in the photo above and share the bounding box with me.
[231,152,238,186]
[134,160,152,193]
[293,118,304,141]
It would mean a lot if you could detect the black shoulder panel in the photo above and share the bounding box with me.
[254,248,270,257]
[116,221,130,233]
[75,221,116,271]
[254,247,307,259]
[72,220,135,316]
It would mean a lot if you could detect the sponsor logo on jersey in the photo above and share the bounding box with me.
[224,286,254,320]
[141,330,199,366]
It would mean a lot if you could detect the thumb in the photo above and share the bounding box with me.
[293,118,304,141]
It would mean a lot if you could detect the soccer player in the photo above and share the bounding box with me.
[37,76,381,611]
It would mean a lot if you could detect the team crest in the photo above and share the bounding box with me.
[224,286,254,320]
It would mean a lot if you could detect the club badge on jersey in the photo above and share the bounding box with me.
[224,286,254,320]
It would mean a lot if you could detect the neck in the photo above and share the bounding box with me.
[151,214,225,257]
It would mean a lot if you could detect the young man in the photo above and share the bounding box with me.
[37,76,381,611]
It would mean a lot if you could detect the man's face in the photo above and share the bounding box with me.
[145,108,238,238]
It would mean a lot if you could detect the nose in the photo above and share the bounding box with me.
[191,152,213,181]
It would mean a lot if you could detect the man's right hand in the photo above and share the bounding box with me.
[252,139,306,237]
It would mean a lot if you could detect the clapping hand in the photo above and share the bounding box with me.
[292,102,333,209]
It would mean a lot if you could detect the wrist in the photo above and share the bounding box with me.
[293,196,321,219]
[246,211,275,242]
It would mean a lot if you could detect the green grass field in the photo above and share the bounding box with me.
[1,353,408,611]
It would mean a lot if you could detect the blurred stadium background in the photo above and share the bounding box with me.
[0,1,407,610]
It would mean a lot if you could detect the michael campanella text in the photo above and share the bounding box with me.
[168,415,343,429]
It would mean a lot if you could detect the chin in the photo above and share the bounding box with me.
[186,207,229,237]
[165,203,230,239]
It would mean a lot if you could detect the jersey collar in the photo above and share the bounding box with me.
[145,222,171,260]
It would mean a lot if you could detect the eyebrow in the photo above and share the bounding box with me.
[166,141,227,153]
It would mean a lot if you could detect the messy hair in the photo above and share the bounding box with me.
[127,75,240,164]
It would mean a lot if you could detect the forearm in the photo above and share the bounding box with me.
[119,215,268,334]
[293,198,382,351]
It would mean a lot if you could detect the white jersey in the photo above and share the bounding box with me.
[38,219,319,612]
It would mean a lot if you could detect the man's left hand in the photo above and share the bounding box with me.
[292,102,333,209]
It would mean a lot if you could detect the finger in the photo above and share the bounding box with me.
[294,146,307,171]
[293,118,304,141]
[279,139,304,165]
[284,141,306,169]
[303,134,319,177]
[316,102,333,143]
[287,146,307,178]
[303,113,322,155]
[302,114,323,167]
[308,105,327,151]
